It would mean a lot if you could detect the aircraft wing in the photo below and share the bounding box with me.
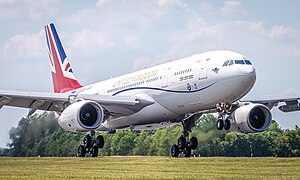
[241,95,300,112]
[0,90,154,117]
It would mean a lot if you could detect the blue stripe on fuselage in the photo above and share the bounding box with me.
[112,82,216,96]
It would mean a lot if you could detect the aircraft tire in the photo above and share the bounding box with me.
[178,136,186,151]
[190,137,198,150]
[184,146,192,157]
[91,145,99,157]
[224,119,231,130]
[96,135,104,148]
[216,119,224,130]
[84,135,92,149]
[171,144,180,157]
[77,145,86,157]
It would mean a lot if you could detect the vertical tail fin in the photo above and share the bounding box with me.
[44,23,82,93]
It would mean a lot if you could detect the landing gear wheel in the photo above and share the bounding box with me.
[216,101,233,131]
[78,132,105,158]
[224,119,231,130]
[216,119,224,130]
[184,147,192,157]
[178,136,187,151]
[84,135,92,149]
[77,145,86,157]
[91,145,99,157]
[171,144,180,157]
[170,114,202,157]
[190,137,198,150]
[96,135,104,148]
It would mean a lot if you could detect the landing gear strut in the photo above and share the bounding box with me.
[171,115,200,157]
[216,101,232,131]
[77,130,104,157]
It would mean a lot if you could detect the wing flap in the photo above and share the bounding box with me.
[241,95,300,112]
[0,96,13,109]
[0,90,153,117]
[0,90,68,112]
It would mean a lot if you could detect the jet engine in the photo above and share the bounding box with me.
[230,103,272,133]
[58,100,104,132]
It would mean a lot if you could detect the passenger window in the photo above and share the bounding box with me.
[245,60,252,65]
[228,60,234,66]
[223,60,229,66]
[234,60,245,64]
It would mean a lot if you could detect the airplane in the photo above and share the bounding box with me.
[1,23,300,157]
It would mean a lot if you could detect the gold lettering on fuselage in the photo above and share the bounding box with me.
[113,70,159,87]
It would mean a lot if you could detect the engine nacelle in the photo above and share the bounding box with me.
[230,103,272,133]
[58,100,104,132]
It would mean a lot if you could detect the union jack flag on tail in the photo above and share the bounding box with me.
[44,23,82,93]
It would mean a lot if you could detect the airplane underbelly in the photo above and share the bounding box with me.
[100,102,179,130]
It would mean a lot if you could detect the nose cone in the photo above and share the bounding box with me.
[239,64,256,76]
[245,66,256,84]
[246,68,256,85]
[240,65,256,94]
[235,63,256,82]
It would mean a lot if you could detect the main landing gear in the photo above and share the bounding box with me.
[216,101,232,131]
[171,115,200,157]
[77,130,104,157]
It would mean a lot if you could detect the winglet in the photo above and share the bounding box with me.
[44,23,83,93]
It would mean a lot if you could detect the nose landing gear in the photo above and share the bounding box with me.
[216,101,232,131]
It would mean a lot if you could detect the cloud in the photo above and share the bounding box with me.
[268,25,294,39]
[220,0,247,15]
[155,0,182,7]
[96,0,112,7]
[124,34,140,49]
[0,8,17,18]
[0,0,59,21]
[131,57,153,71]
[183,17,220,40]
[176,18,268,45]
[24,0,60,20]
[131,45,191,71]
[199,2,214,12]
[62,0,189,31]
[65,29,114,55]
[0,0,14,5]
[2,30,45,59]
[284,46,300,58]
[267,25,300,58]
[279,88,300,97]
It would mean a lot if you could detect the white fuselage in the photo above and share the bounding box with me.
[71,50,256,131]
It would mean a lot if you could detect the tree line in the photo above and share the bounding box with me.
[2,112,300,157]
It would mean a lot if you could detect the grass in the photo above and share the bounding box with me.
[0,157,300,179]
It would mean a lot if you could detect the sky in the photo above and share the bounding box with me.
[0,0,300,147]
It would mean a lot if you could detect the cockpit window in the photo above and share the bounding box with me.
[223,59,252,67]
[223,60,229,66]
[244,60,252,65]
[234,60,245,65]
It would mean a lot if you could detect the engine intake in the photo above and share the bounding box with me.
[79,103,99,127]
[58,100,104,132]
[230,103,272,133]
